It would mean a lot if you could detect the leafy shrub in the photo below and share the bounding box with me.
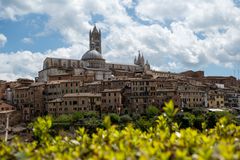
[54,114,73,123]
[72,112,84,121]
[181,112,196,128]
[193,115,205,130]
[146,105,160,118]
[83,111,98,118]
[120,114,132,124]
[0,101,240,159]
[109,113,120,124]
[135,117,152,131]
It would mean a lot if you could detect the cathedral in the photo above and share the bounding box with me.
[37,26,150,82]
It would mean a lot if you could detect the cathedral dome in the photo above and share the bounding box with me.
[81,49,104,61]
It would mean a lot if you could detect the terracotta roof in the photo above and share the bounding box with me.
[0,102,15,113]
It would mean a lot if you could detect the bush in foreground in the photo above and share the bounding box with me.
[0,100,240,159]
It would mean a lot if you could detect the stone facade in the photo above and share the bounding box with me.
[47,93,101,116]
[101,89,123,114]
[13,82,45,121]
[207,89,225,108]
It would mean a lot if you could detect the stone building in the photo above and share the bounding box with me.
[13,82,45,121]
[47,93,101,116]
[122,79,157,114]
[203,76,237,87]
[37,26,150,83]
[177,82,205,108]
[101,89,123,114]
[0,101,21,128]
[45,80,84,101]
[207,89,225,108]
[223,87,239,108]
[180,70,204,79]
[0,80,7,100]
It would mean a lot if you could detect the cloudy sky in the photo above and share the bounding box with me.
[0,0,240,81]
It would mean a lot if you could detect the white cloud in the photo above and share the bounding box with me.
[0,0,240,80]
[0,34,7,47]
[21,37,33,44]
[0,44,87,81]
[121,0,134,8]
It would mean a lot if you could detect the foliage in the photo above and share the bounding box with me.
[83,111,98,118]
[120,114,132,124]
[1,101,240,159]
[193,115,205,130]
[32,116,52,143]
[135,116,152,131]
[163,100,178,120]
[146,105,160,118]
[206,111,236,128]
[131,113,141,121]
[72,112,84,121]
[54,114,73,123]
[109,113,120,124]
[176,112,196,128]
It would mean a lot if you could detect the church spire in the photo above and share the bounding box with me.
[89,25,102,53]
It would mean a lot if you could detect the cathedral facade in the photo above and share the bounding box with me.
[37,26,150,82]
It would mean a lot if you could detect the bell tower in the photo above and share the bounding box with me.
[89,25,102,53]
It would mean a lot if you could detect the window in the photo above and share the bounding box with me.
[82,100,85,104]
[73,101,77,105]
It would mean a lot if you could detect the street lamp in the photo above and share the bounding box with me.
[0,110,15,142]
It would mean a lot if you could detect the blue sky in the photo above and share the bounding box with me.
[0,14,68,53]
[0,0,240,80]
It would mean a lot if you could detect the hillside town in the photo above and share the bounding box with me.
[0,26,240,127]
